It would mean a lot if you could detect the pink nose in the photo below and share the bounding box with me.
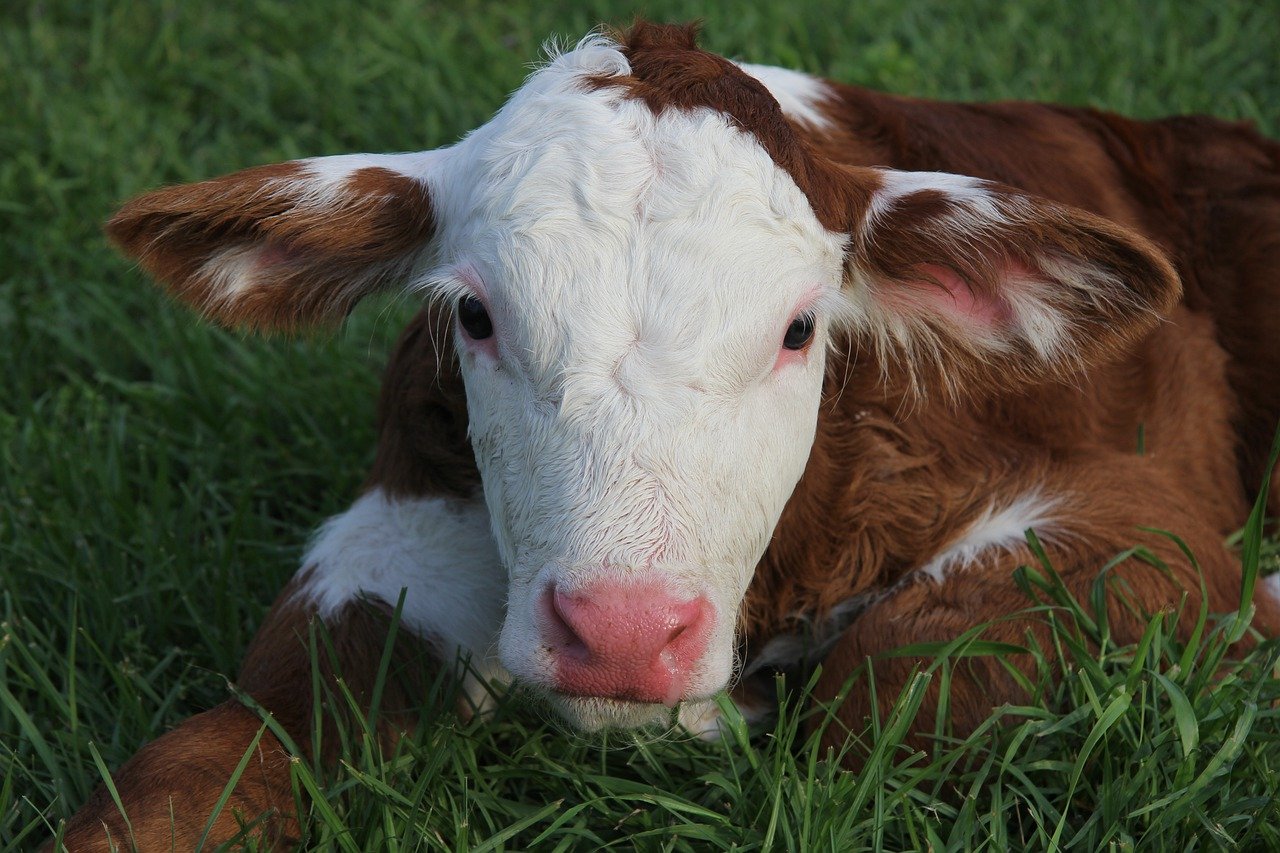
[541,581,712,706]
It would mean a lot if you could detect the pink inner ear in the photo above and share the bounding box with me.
[897,262,1015,328]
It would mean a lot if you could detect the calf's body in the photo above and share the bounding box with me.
[59,22,1280,850]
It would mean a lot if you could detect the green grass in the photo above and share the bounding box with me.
[3,0,1280,849]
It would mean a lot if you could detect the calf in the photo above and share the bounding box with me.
[60,21,1280,850]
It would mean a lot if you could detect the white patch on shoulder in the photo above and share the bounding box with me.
[736,62,835,131]
[919,492,1059,582]
[293,488,508,688]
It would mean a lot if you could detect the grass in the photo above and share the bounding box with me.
[2,0,1279,849]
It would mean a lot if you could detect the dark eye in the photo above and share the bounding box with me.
[783,313,815,351]
[458,295,493,340]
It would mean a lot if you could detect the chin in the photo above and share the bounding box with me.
[546,692,718,733]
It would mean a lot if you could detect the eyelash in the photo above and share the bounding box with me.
[457,295,494,340]
[783,312,815,350]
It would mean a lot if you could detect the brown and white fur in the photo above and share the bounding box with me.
[58,22,1280,850]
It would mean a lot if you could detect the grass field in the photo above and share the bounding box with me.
[4,0,1280,849]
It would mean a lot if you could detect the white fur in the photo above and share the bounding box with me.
[200,245,263,300]
[864,170,1001,225]
[918,492,1059,582]
[737,63,836,131]
[677,691,775,740]
[295,489,509,696]
[284,151,447,222]
[299,151,444,188]
[1264,573,1280,608]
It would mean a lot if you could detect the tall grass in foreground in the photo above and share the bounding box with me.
[4,0,1280,849]
[19,506,1280,850]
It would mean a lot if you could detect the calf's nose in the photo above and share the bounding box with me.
[541,581,711,706]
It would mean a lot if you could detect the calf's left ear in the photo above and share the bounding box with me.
[106,152,445,331]
[837,167,1180,390]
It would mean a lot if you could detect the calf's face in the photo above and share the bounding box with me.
[437,94,844,726]
[106,26,1179,730]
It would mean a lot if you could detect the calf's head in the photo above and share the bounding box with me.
[107,23,1178,729]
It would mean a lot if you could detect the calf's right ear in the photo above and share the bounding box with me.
[106,151,446,331]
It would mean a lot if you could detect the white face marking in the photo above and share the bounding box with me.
[417,43,846,727]
[735,63,837,131]
[298,489,508,694]
[918,492,1059,582]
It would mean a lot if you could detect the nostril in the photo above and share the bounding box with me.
[545,589,589,658]
[549,590,571,633]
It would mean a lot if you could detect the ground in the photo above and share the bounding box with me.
[3,0,1280,849]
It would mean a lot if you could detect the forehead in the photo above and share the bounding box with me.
[432,41,844,325]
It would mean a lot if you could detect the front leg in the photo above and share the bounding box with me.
[55,490,505,851]
[814,476,1280,759]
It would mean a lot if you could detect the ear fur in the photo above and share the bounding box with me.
[839,167,1181,394]
[106,153,442,331]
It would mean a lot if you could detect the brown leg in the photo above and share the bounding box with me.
[814,470,1279,761]
[53,572,442,852]
[56,702,297,851]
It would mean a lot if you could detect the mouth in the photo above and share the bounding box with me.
[541,690,717,732]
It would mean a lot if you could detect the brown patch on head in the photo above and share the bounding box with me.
[592,20,874,234]
[106,163,436,331]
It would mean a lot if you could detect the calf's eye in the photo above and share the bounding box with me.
[783,313,815,350]
[458,295,494,340]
